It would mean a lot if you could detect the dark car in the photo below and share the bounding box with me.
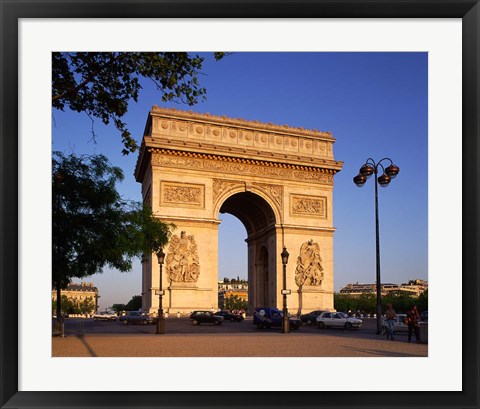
[190,310,223,325]
[214,310,244,322]
[300,310,328,325]
[119,311,155,325]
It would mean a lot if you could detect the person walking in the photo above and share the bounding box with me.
[407,305,421,343]
[385,303,397,340]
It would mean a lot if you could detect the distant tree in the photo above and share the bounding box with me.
[111,304,127,313]
[52,295,74,316]
[335,291,428,315]
[381,292,415,313]
[223,277,230,283]
[125,295,142,311]
[52,52,226,154]
[224,294,248,311]
[78,297,96,315]
[416,289,428,312]
[52,152,173,319]
[334,293,358,313]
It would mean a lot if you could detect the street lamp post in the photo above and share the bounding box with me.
[156,248,166,334]
[281,247,290,334]
[353,158,400,335]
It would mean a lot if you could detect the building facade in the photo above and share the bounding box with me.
[339,279,428,297]
[51,282,99,315]
[218,281,248,309]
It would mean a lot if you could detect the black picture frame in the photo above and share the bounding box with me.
[1,1,478,408]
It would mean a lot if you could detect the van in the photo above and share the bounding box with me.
[253,307,302,330]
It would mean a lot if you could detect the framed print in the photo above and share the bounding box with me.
[1,0,479,408]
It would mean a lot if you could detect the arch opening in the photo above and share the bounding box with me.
[218,192,278,313]
[219,191,277,236]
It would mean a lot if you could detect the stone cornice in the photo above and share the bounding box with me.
[146,148,336,186]
[149,147,338,174]
[150,106,334,140]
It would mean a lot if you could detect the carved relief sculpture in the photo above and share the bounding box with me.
[164,186,201,204]
[295,239,324,287]
[213,179,242,202]
[291,195,327,217]
[253,183,283,211]
[166,231,200,283]
[161,182,204,207]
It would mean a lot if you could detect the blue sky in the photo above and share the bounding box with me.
[52,52,428,310]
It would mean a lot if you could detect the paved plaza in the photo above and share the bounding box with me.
[52,317,428,357]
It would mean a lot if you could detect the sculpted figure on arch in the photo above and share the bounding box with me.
[166,231,200,283]
[295,239,324,287]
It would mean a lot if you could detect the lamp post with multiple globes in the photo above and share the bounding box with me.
[353,158,400,335]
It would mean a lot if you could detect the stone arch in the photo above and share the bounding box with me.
[212,180,282,225]
[215,190,279,232]
[135,107,343,315]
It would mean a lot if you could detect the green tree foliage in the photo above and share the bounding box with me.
[52,295,72,316]
[416,289,428,312]
[224,294,248,311]
[78,297,96,315]
[124,295,142,311]
[52,151,173,318]
[52,295,95,315]
[111,304,127,313]
[52,52,226,154]
[334,291,428,315]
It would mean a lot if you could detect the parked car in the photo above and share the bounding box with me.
[93,311,118,321]
[316,311,363,329]
[214,310,244,322]
[190,310,224,325]
[119,311,155,325]
[253,307,302,330]
[300,310,329,325]
[381,313,408,333]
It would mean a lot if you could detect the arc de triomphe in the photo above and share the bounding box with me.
[135,107,343,314]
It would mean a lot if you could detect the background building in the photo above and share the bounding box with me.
[51,282,99,315]
[339,279,428,297]
[218,280,248,309]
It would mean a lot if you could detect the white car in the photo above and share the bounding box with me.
[382,314,408,333]
[93,311,118,321]
[316,311,363,329]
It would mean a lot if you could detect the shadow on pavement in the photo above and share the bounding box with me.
[344,345,427,357]
[76,335,98,357]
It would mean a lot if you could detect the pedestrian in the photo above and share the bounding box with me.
[406,305,421,343]
[385,303,397,340]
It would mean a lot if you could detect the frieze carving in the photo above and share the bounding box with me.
[253,183,283,210]
[151,153,334,185]
[291,195,327,217]
[166,231,200,283]
[213,179,243,202]
[295,240,324,287]
[161,182,204,207]
[151,106,333,138]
